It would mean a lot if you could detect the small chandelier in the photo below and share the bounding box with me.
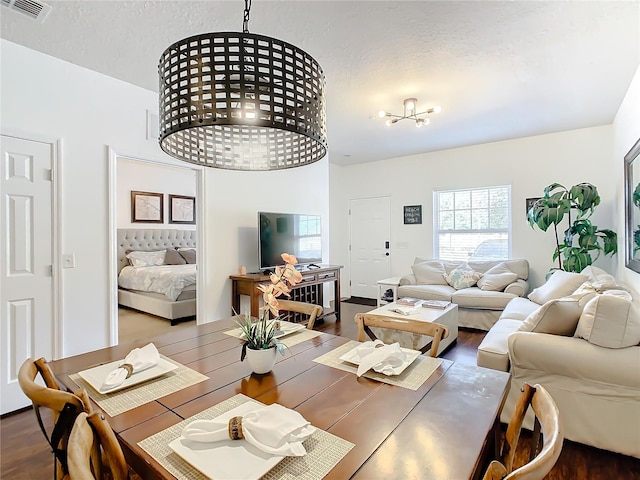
[378,98,441,128]
[158,0,327,170]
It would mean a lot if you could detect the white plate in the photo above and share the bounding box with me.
[77,357,179,394]
[169,400,285,480]
[339,344,421,376]
[272,321,306,339]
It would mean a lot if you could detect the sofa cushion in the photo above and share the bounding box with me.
[574,295,640,348]
[500,297,540,321]
[443,263,482,289]
[476,318,522,371]
[397,284,455,302]
[580,266,619,289]
[528,270,588,304]
[477,262,518,291]
[412,260,448,285]
[517,298,582,336]
[452,288,516,310]
[468,259,529,280]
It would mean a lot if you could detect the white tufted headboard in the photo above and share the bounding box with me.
[117,229,197,273]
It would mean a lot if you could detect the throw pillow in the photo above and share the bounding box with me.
[178,248,197,264]
[412,260,448,285]
[580,266,618,289]
[517,298,583,336]
[443,264,482,290]
[574,295,640,348]
[476,262,518,291]
[164,248,186,265]
[126,250,165,268]
[528,270,588,305]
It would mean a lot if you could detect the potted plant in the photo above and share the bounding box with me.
[527,182,617,273]
[236,253,302,374]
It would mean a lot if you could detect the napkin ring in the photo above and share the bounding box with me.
[228,416,244,440]
[119,363,134,379]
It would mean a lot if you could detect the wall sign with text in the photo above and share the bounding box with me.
[404,205,422,224]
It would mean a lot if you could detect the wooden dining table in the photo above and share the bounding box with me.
[50,318,510,480]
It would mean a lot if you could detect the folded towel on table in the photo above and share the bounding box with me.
[101,343,160,390]
[353,340,407,377]
[182,403,315,456]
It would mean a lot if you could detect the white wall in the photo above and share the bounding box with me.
[330,125,617,294]
[1,39,330,356]
[613,64,640,295]
[117,158,196,229]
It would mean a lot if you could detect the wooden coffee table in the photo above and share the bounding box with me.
[364,302,459,356]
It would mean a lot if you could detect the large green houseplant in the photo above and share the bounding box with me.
[527,182,617,272]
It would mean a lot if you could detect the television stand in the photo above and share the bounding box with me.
[230,264,343,323]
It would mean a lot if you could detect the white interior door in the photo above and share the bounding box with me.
[1,135,55,414]
[350,196,391,298]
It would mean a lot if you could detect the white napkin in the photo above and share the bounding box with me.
[101,343,160,390]
[354,340,407,377]
[182,403,316,457]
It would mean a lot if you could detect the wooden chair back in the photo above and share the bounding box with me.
[67,412,129,480]
[354,313,448,357]
[483,383,564,480]
[18,357,90,480]
[277,300,323,330]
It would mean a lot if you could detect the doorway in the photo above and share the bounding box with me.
[349,196,391,299]
[108,149,203,345]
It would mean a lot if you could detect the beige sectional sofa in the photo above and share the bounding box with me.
[398,257,529,330]
[477,267,640,458]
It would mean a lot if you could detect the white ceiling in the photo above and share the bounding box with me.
[2,1,639,166]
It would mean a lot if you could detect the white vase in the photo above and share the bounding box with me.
[246,346,277,374]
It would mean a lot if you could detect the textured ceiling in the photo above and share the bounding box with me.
[1,1,639,166]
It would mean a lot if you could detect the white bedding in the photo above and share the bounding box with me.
[118,264,196,301]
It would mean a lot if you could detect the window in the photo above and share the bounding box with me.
[434,186,511,261]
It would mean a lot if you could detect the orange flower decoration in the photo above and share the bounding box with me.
[259,253,301,318]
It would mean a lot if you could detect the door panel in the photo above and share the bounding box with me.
[1,135,54,414]
[350,197,391,298]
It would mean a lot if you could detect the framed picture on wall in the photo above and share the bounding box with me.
[131,191,163,223]
[403,205,422,224]
[169,194,196,224]
[526,197,542,215]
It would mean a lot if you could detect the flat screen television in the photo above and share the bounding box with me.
[258,211,322,270]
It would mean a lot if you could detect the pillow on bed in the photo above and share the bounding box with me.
[164,248,186,265]
[126,250,165,268]
[178,248,197,264]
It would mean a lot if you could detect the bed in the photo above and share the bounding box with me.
[117,229,197,325]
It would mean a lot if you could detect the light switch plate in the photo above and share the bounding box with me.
[62,254,75,268]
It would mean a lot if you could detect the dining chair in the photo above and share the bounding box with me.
[67,411,129,480]
[354,313,449,357]
[483,383,563,480]
[18,357,91,480]
[277,300,323,330]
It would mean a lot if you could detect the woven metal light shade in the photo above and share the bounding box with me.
[158,32,327,170]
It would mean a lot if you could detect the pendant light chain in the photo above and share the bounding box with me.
[243,0,251,33]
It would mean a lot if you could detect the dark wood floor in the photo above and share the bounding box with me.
[2,302,639,479]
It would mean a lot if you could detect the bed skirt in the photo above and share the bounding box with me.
[118,288,196,325]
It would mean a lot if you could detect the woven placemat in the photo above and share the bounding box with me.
[138,394,354,480]
[224,323,322,348]
[70,357,208,417]
[312,341,442,391]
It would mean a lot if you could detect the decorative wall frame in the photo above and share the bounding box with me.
[131,191,163,223]
[404,205,422,224]
[624,137,640,273]
[526,197,542,215]
[169,194,196,224]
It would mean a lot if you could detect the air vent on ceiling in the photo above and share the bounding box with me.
[1,0,51,22]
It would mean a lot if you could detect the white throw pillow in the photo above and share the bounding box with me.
[574,295,640,348]
[518,298,583,336]
[528,270,588,305]
[443,263,482,290]
[580,266,618,289]
[126,250,165,268]
[412,260,448,285]
[476,262,518,291]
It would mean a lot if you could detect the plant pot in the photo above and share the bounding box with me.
[245,346,277,374]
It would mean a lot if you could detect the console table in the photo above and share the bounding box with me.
[230,265,343,322]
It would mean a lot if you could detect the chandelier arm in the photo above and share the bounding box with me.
[243,0,251,33]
